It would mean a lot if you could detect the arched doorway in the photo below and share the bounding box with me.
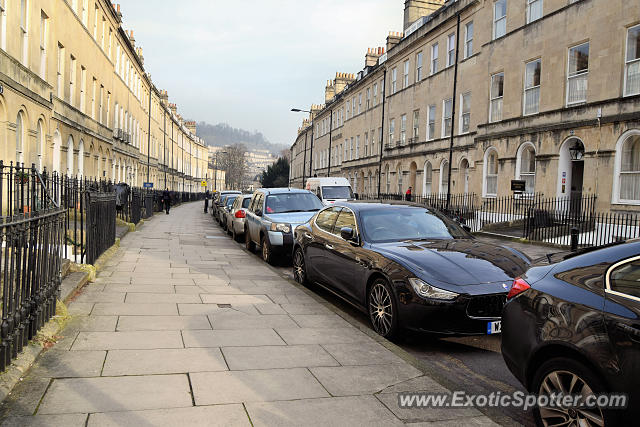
[52,130,62,173]
[16,112,25,165]
[36,120,45,171]
[422,161,432,196]
[66,135,74,176]
[409,161,417,192]
[78,139,85,177]
[459,159,469,195]
[557,137,585,201]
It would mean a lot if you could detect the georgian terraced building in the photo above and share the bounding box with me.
[0,0,208,191]
[290,0,640,212]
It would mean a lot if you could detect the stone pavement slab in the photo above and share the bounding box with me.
[71,331,183,350]
[102,348,227,376]
[222,345,339,370]
[190,368,329,404]
[1,414,88,427]
[116,315,211,331]
[37,375,192,414]
[182,329,285,347]
[207,311,299,329]
[86,405,250,427]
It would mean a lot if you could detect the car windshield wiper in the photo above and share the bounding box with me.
[277,209,306,213]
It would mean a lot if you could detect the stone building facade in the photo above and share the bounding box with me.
[290,0,640,212]
[0,0,208,195]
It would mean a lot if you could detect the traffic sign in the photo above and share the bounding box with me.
[143,182,153,189]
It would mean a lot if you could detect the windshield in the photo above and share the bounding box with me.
[242,197,251,208]
[322,186,354,200]
[360,207,470,243]
[265,193,324,214]
[225,196,237,207]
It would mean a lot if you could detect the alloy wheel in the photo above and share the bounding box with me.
[369,282,394,337]
[538,370,605,427]
[293,248,307,284]
[262,236,271,263]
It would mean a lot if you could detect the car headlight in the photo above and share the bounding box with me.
[270,223,291,233]
[408,278,459,300]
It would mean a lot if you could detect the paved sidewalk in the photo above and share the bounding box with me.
[0,203,499,426]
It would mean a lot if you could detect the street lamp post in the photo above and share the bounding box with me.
[291,108,314,188]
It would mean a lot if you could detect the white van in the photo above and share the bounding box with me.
[305,177,355,205]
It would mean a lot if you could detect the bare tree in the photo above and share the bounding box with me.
[217,144,247,190]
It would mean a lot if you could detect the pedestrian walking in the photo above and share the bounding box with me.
[162,188,171,214]
[405,186,412,202]
[204,190,211,213]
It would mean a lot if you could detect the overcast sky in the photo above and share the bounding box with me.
[121,0,403,147]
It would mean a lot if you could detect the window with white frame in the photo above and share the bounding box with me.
[356,135,360,158]
[56,43,65,98]
[108,28,112,58]
[490,72,504,122]
[69,55,76,105]
[366,88,371,109]
[358,93,362,114]
[93,4,98,38]
[82,0,88,26]
[431,43,439,74]
[517,143,536,194]
[389,119,395,147]
[346,101,350,119]
[442,99,452,137]
[391,67,397,93]
[0,0,6,51]
[524,59,541,115]
[80,66,86,111]
[350,137,354,160]
[567,42,589,105]
[364,132,369,157]
[484,149,499,197]
[422,105,434,141]
[400,114,407,145]
[447,33,456,67]
[493,0,507,40]
[617,132,640,203]
[397,167,403,193]
[625,24,640,96]
[101,17,106,50]
[460,92,471,134]
[403,59,410,88]
[412,110,419,140]
[20,0,28,65]
[352,97,356,117]
[440,161,449,195]
[526,0,543,24]
[416,51,423,81]
[40,11,48,79]
[386,165,391,193]
[99,85,104,124]
[91,77,96,119]
[373,83,378,105]
[464,21,473,58]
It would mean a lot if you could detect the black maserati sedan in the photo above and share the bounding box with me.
[501,240,640,426]
[291,201,531,338]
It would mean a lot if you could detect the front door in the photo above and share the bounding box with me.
[570,160,584,215]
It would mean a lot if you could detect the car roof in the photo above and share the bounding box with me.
[331,200,432,212]
[255,188,312,195]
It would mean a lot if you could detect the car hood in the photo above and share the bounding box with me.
[371,239,530,286]
[264,212,317,225]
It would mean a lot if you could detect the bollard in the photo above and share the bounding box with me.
[570,227,579,252]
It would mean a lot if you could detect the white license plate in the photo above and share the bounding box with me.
[487,321,501,334]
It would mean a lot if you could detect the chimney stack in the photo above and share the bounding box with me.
[159,90,169,105]
[386,32,403,52]
[325,80,336,103]
[404,0,445,31]
[185,121,197,135]
[365,47,385,67]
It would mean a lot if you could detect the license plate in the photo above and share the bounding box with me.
[487,320,501,334]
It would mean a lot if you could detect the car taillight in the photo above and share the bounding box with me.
[235,210,246,218]
[507,278,531,300]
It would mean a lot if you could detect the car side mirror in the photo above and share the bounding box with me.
[340,227,355,242]
[255,209,263,217]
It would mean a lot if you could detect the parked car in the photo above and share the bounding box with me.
[245,188,324,264]
[304,177,355,205]
[292,201,531,338]
[212,191,241,221]
[226,194,252,242]
[220,195,238,231]
[501,240,640,426]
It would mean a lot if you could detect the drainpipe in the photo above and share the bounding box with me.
[163,110,167,189]
[309,115,315,180]
[377,68,388,198]
[327,109,333,177]
[446,13,461,211]
[302,130,307,188]
[146,88,151,185]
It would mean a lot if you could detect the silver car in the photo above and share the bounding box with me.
[225,194,252,242]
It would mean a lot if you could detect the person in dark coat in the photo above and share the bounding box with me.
[204,190,211,213]
[162,188,171,214]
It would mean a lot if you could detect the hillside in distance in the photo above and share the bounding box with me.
[196,122,287,155]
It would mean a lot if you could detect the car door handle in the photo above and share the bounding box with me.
[325,244,334,250]
[616,323,640,340]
